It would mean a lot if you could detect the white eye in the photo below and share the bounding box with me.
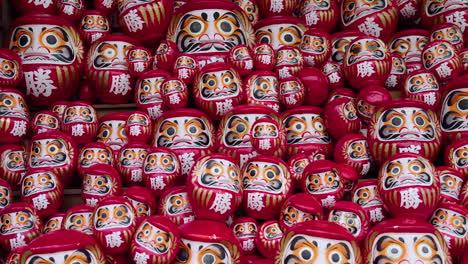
[391,166,400,175]
[416,243,433,259]
[386,244,403,260]
[328,250,343,264]
[411,164,421,173]
[347,218,355,225]
[223,76,232,84]
[103,47,116,58]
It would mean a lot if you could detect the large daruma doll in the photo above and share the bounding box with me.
[377,153,440,219]
[8,14,84,107]
[86,35,139,104]
[368,99,442,164]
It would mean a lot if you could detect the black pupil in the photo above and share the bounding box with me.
[250,170,256,177]
[422,246,429,253]
[260,37,269,43]
[391,117,402,126]
[76,220,82,224]
[189,126,197,133]
[220,21,232,33]
[348,2,355,9]
[102,131,109,138]
[415,116,424,126]
[331,253,340,262]
[177,249,189,261]
[369,44,376,50]
[208,80,216,86]
[190,22,202,33]
[202,254,215,264]
[46,35,57,45]
[391,248,399,254]
[458,98,468,110]
[284,34,293,43]
[101,213,107,218]
[167,127,175,136]
[267,171,274,178]
[19,35,29,46]
[236,124,245,133]
[301,250,312,260]
[116,210,123,217]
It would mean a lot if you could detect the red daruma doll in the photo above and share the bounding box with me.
[117,143,149,187]
[79,10,111,45]
[86,35,139,104]
[127,47,153,77]
[187,153,243,222]
[0,89,30,144]
[0,48,22,88]
[30,111,60,135]
[78,142,114,178]
[242,155,292,220]
[0,144,27,189]
[96,112,130,158]
[135,70,172,121]
[158,186,195,225]
[125,111,152,144]
[81,164,123,207]
[142,147,181,196]
[62,101,99,145]
[251,118,284,155]
[377,153,440,219]
[8,14,85,107]
[92,196,137,254]
[161,77,189,110]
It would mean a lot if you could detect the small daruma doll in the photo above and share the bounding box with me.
[343,36,392,90]
[81,164,123,207]
[402,69,441,109]
[158,186,195,226]
[430,202,468,257]
[28,131,77,187]
[300,29,332,68]
[0,202,43,251]
[232,217,258,255]
[30,111,60,135]
[152,108,215,176]
[439,77,468,143]
[49,101,69,123]
[161,77,189,110]
[142,147,181,196]
[228,45,254,76]
[21,229,107,264]
[279,193,323,232]
[422,40,461,83]
[244,71,280,112]
[43,212,65,234]
[278,76,305,109]
[0,179,12,213]
[79,10,111,45]
[275,220,362,264]
[436,166,465,203]
[377,153,440,219]
[327,201,370,243]
[187,153,243,222]
[385,54,407,91]
[154,40,179,71]
[172,55,198,85]
[334,134,372,176]
[298,0,339,31]
[0,144,27,189]
[173,220,243,264]
[0,89,30,144]
[135,70,172,120]
[8,14,85,107]
[86,35,139,104]
[444,139,468,178]
[242,155,292,220]
[252,43,276,71]
[363,217,452,264]
[254,16,307,51]
[351,179,388,225]
[275,46,304,79]
[96,113,129,157]
[116,142,149,187]
[431,23,465,52]
[92,196,137,254]
[78,142,114,178]
[62,204,94,235]
[127,47,153,77]
[389,29,430,72]
[123,186,156,220]
[356,85,392,125]
[20,170,64,217]
[324,97,361,140]
[62,101,99,145]
[301,160,345,209]
[368,99,442,164]
[251,117,284,155]
[125,111,152,144]
[0,48,22,88]
[130,215,181,264]
[256,220,283,259]
[192,63,244,120]
[56,0,86,23]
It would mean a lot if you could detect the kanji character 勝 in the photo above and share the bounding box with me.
[32,194,50,210]
[24,69,57,97]
[150,176,166,190]
[447,11,467,32]
[28,0,53,8]
[358,17,383,37]
[357,61,376,78]
[423,92,437,106]
[209,193,233,214]
[321,195,336,208]
[400,188,422,209]
[305,10,319,25]
[71,124,85,137]
[435,62,453,79]
[102,0,113,8]
[259,139,271,150]
[131,169,142,182]
[124,10,144,32]
[216,99,234,116]
[247,193,265,211]
[105,231,124,248]
[10,234,27,249]
[10,121,27,137]
[110,74,132,95]
[169,94,181,105]
[134,252,150,264]
[129,126,142,137]
[62,5,74,15]
[180,153,195,175]
[270,0,284,13]
[369,207,385,222]
[243,239,255,251]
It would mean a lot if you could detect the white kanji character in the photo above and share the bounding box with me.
[180,152,195,175]
[131,169,142,182]
[87,198,99,207]
[245,60,253,70]
[29,0,53,8]
[129,126,141,137]
[278,68,291,79]
[134,252,150,264]
[91,33,103,43]
[71,124,85,137]
[62,5,74,15]
[328,72,341,84]
[150,176,166,190]
[169,94,181,105]
[209,193,233,214]
[258,139,271,150]
[304,56,316,66]
[183,215,195,224]
[24,69,57,97]
[10,121,27,137]
[305,10,319,25]
[270,0,284,13]
[271,104,280,112]
[106,231,124,248]
[216,99,234,116]
[133,62,145,73]
[178,68,190,79]
[369,208,385,222]
[147,105,162,119]
[110,74,131,95]
[124,10,144,32]
[240,151,259,168]
[102,0,114,8]
[243,239,255,252]
[436,62,452,79]
[400,188,422,209]
[357,61,376,78]
[32,194,50,210]
[321,195,336,208]
[10,234,27,249]
[447,11,467,32]
[260,55,271,64]
[247,193,265,211]
[399,145,421,154]
[400,3,417,19]
[358,17,383,37]
[285,96,297,106]
[385,75,398,88]
[423,92,437,106]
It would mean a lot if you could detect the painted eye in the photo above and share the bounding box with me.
[259,35,271,44]
[3,99,13,107]
[188,20,204,35]
[18,34,31,48]
[390,116,403,127]
[346,0,355,10]
[265,170,275,179]
[313,120,324,131]
[103,47,117,58]
[390,166,400,175]
[299,248,314,261]
[223,75,232,84]
[328,250,343,264]
[187,125,199,135]
[347,218,355,225]
[281,32,296,44]
[410,164,422,173]
[48,144,59,154]
[248,168,257,178]
[166,126,176,136]
[201,253,216,264]
[386,244,404,260]
[42,32,60,49]
[211,164,223,175]
[217,19,235,36]
[457,98,468,111]
[416,243,433,259]
[235,123,246,133]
